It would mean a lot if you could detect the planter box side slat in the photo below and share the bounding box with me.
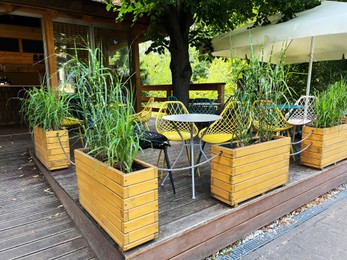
[74,148,158,251]
[76,157,125,197]
[301,125,347,169]
[211,137,290,206]
[234,153,289,175]
[211,159,288,184]
[34,127,69,170]
[232,174,288,205]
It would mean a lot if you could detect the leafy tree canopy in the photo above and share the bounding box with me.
[107,0,319,54]
[106,0,320,105]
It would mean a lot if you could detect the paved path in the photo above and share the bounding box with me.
[243,193,347,260]
[0,131,96,259]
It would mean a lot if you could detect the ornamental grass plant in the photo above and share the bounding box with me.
[61,45,141,173]
[314,79,347,128]
[19,86,71,132]
[232,47,293,145]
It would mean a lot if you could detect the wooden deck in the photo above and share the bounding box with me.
[0,128,97,259]
[11,119,347,259]
[28,120,347,260]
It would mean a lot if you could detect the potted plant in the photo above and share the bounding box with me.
[19,86,71,170]
[211,50,292,207]
[301,80,347,169]
[62,46,158,251]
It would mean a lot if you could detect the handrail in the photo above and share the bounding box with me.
[138,83,226,112]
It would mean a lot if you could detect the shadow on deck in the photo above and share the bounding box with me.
[30,122,347,260]
[0,129,97,259]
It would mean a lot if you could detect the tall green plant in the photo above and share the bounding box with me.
[19,87,71,132]
[314,79,347,128]
[232,47,293,144]
[62,45,141,173]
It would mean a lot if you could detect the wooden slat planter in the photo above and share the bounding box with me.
[301,124,347,169]
[34,127,70,170]
[74,149,159,251]
[211,137,290,207]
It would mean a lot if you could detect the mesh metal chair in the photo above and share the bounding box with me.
[156,101,198,142]
[196,101,251,165]
[188,98,217,114]
[156,101,199,185]
[286,95,315,140]
[253,100,293,138]
[168,95,178,101]
[199,101,251,143]
[130,97,154,130]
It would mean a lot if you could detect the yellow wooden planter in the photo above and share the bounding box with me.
[342,117,347,124]
[34,127,70,170]
[211,137,290,207]
[301,124,347,169]
[74,149,159,251]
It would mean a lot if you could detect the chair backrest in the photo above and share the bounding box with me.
[155,101,198,137]
[201,101,251,142]
[286,96,315,122]
[215,95,234,115]
[253,99,291,132]
[168,95,178,101]
[137,97,154,120]
[188,98,216,114]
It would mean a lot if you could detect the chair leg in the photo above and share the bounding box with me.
[185,140,190,162]
[143,122,149,130]
[156,150,164,179]
[195,141,206,175]
[287,129,296,161]
[163,146,175,194]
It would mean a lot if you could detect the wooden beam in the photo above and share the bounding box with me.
[130,25,143,112]
[42,12,58,89]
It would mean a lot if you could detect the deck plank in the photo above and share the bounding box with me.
[0,131,97,260]
[18,120,347,259]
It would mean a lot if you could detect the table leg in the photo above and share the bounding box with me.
[190,123,196,199]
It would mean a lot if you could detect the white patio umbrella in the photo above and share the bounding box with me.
[212,0,347,97]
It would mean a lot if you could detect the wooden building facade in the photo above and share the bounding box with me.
[0,0,145,126]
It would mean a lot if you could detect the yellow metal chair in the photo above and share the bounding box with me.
[253,100,293,138]
[253,100,295,159]
[156,101,199,184]
[196,101,251,164]
[130,97,154,130]
[199,101,251,143]
[61,116,84,146]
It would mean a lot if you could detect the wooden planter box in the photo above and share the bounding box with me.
[34,127,70,170]
[74,149,159,251]
[301,124,347,169]
[210,137,290,207]
[342,117,347,124]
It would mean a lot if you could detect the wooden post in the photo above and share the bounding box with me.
[130,24,148,112]
[42,12,58,90]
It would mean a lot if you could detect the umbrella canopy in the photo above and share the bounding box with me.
[212,1,347,96]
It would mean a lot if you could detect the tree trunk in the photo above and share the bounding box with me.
[169,39,191,107]
[163,4,194,107]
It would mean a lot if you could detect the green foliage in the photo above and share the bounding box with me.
[233,48,292,144]
[107,0,319,55]
[139,44,238,98]
[106,0,319,103]
[19,87,71,133]
[286,60,347,98]
[62,45,141,173]
[314,79,347,128]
